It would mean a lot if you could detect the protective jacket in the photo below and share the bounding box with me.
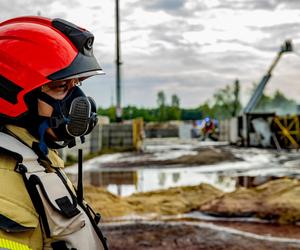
[0,125,107,250]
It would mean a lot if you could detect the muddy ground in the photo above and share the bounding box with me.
[79,143,300,249]
[102,221,300,250]
[87,179,300,249]
[99,146,237,168]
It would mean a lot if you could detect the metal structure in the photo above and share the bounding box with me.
[115,0,122,122]
[244,40,293,114]
[272,115,300,149]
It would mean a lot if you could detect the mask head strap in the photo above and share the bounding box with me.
[37,119,49,155]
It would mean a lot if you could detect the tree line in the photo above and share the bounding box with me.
[97,80,297,122]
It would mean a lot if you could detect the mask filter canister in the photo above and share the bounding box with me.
[66,96,93,137]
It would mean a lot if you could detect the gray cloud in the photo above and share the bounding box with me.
[81,1,300,107]
[140,0,185,12]
[282,1,300,9]
[124,0,207,18]
[3,0,300,108]
[149,20,204,48]
[0,0,79,21]
[216,0,278,10]
[215,0,300,10]
[247,23,300,53]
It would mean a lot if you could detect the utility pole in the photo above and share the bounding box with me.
[115,0,122,122]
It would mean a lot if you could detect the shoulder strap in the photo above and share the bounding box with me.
[0,132,44,172]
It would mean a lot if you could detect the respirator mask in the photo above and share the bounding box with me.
[36,86,98,153]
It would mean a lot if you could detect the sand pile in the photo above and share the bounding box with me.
[200,178,300,223]
[84,184,223,220]
[85,178,300,223]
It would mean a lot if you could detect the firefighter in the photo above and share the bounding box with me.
[0,16,108,249]
[201,117,218,141]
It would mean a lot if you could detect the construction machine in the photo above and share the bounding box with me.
[240,40,294,147]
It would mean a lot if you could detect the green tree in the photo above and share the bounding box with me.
[198,102,213,119]
[97,106,116,122]
[212,79,242,119]
[157,91,167,121]
[171,94,180,107]
[167,94,181,120]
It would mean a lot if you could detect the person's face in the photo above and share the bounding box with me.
[38,78,80,140]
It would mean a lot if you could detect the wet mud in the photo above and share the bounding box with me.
[102,221,300,250]
[87,179,300,249]
[99,147,237,168]
[78,141,300,249]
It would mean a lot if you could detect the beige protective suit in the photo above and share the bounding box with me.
[0,125,65,250]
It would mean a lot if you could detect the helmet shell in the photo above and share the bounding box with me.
[0,16,102,119]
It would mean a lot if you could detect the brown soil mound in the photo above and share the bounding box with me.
[199,178,300,223]
[85,178,300,224]
[84,186,133,218]
[85,184,223,220]
[126,184,223,215]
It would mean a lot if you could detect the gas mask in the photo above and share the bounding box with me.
[36,86,98,153]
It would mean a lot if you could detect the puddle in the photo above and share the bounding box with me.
[67,168,237,196]
[67,166,300,197]
[65,141,300,196]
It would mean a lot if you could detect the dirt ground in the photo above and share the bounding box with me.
[81,144,300,249]
[86,179,300,249]
[102,221,300,250]
[99,146,237,168]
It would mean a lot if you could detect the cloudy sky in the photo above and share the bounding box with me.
[2,0,300,108]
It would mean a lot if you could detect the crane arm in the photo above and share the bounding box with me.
[243,40,293,114]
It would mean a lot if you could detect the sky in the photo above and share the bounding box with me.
[2,0,300,108]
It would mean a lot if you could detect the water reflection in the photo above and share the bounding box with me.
[67,166,299,197]
[67,168,241,196]
[158,172,166,187]
[172,173,180,183]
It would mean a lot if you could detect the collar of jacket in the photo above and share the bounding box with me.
[5,125,64,169]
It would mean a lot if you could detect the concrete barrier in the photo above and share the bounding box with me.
[101,123,134,150]
[58,117,144,162]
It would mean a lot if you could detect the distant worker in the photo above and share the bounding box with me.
[201,117,218,141]
[0,16,108,249]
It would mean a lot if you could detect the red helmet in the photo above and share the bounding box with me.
[0,16,103,120]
